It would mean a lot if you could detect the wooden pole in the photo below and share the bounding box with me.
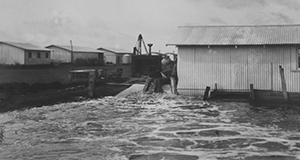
[203,86,210,101]
[250,84,255,101]
[88,70,96,97]
[279,65,289,101]
[271,62,273,91]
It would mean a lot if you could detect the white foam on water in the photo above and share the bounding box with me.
[1,92,300,159]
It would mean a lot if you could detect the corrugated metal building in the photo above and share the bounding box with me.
[0,41,51,65]
[97,47,132,64]
[46,45,104,64]
[167,25,300,96]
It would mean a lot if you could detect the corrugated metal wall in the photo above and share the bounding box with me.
[73,52,99,60]
[248,46,271,90]
[178,46,202,96]
[25,51,51,65]
[212,46,231,90]
[103,51,117,64]
[285,45,300,92]
[0,43,25,65]
[178,45,300,96]
[48,47,71,63]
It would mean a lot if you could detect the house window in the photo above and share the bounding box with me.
[45,52,49,58]
[28,52,32,58]
[37,52,41,58]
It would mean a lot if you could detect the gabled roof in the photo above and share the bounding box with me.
[46,45,102,53]
[97,47,132,54]
[166,24,300,46]
[0,41,50,51]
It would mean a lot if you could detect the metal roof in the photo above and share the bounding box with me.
[166,25,300,46]
[0,41,50,51]
[46,45,102,53]
[97,47,132,54]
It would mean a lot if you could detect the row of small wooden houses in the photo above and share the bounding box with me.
[0,42,132,65]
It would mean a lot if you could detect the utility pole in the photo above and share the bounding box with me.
[70,40,74,64]
[138,34,142,55]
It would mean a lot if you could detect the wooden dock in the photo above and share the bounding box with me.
[251,89,300,105]
[209,90,251,102]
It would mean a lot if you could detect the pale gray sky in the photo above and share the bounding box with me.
[1,0,300,53]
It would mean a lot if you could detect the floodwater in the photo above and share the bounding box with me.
[0,92,300,160]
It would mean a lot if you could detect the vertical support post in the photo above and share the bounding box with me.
[279,65,289,101]
[271,62,273,90]
[138,34,142,55]
[147,43,153,56]
[133,47,136,55]
[88,70,95,97]
[250,84,255,101]
[203,86,210,101]
[70,40,74,64]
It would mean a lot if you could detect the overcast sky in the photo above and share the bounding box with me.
[1,0,300,53]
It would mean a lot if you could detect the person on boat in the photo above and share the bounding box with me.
[170,61,178,95]
[143,68,166,93]
[143,56,179,94]
[161,56,179,95]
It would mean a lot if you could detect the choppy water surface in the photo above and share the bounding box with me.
[0,92,300,160]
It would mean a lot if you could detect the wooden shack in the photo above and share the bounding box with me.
[0,41,51,65]
[167,25,300,99]
[46,45,104,65]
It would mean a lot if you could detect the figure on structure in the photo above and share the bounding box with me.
[143,56,178,94]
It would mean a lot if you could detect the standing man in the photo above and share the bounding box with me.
[170,61,178,95]
[161,56,178,95]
